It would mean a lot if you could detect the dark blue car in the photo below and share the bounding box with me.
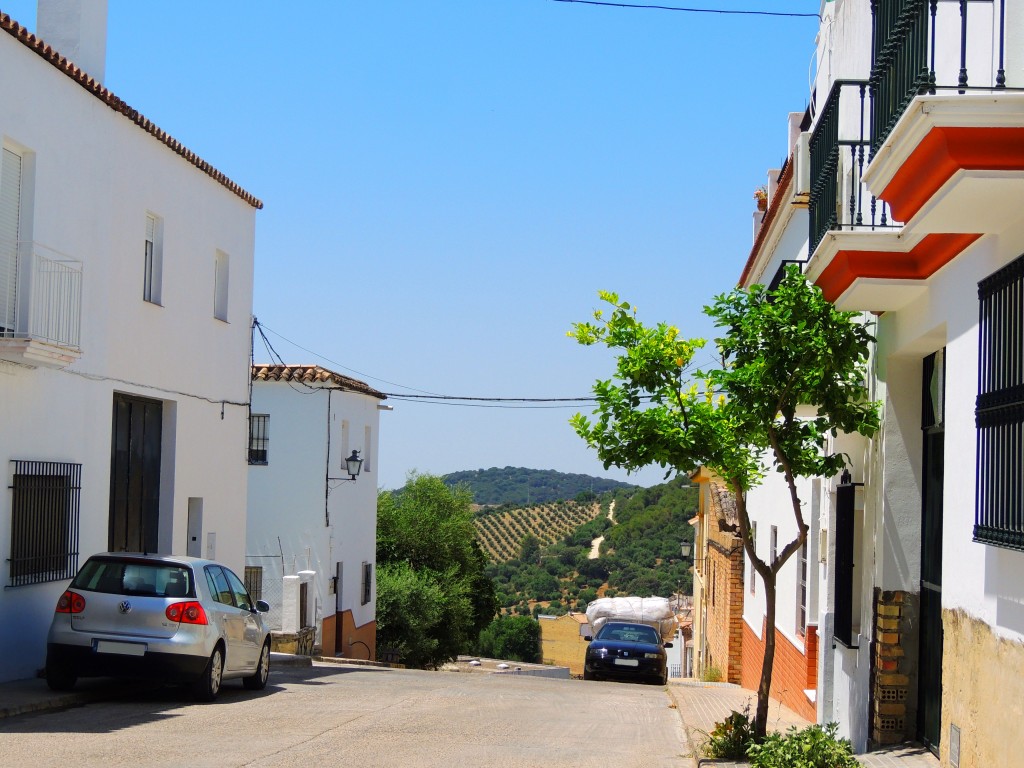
[583,621,671,685]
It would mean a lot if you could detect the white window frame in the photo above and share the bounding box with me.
[1,145,24,334]
[143,213,163,305]
[213,250,229,321]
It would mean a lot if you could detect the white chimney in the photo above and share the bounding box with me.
[36,0,108,83]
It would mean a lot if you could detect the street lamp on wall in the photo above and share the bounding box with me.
[344,450,364,481]
[680,541,693,558]
[327,450,364,499]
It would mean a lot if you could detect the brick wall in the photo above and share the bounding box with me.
[705,542,745,684]
[871,589,918,747]
[741,618,817,722]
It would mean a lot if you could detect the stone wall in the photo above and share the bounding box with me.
[942,609,1024,768]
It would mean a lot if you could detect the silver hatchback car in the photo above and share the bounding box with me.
[46,553,272,701]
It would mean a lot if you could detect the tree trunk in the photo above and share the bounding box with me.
[755,571,778,740]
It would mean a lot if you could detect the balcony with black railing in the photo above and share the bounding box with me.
[808,80,898,258]
[804,0,1023,310]
[870,0,1012,155]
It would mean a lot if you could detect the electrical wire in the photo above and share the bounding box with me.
[548,0,819,19]
[251,319,722,409]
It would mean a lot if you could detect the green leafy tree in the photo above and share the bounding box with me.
[476,615,541,662]
[377,473,498,668]
[569,266,879,737]
[518,533,541,564]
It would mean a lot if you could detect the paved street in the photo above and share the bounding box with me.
[0,662,691,768]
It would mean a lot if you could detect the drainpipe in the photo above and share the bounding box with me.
[324,388,333,526]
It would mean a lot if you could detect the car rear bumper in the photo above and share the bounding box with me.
[47,642,208,683]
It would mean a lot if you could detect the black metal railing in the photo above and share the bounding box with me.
[975,253,1024,551]
[871,0,1012,154]
[8,460,81,587]
[809,80,896,255]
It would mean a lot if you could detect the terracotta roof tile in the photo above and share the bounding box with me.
[739,155,794,286]
[709,479,739,532]
[252,364,386,400]
[0,11,262,210]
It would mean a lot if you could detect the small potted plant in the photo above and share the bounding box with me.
[754,185,768,211]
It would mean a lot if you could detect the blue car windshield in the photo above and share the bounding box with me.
[596,624,660,644]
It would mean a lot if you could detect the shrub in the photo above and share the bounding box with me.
[700,707,754,760]
[701,665,723,682]
[747,723,858,768]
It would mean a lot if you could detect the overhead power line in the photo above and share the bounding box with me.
[251,319,719,410]
[549,0,819,18]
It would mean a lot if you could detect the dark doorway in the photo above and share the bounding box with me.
[918,350,945,754]
[109,393,163,552]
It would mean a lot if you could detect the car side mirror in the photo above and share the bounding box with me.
[663,642,673,649]
[583,635,592,642]
[255,600,271,613]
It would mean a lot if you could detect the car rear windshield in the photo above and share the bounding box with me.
[72,558,195,598]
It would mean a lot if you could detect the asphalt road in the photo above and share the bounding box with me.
[0,662,693,768]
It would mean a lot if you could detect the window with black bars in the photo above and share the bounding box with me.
[8,461,81,587]
[361,561,372,605]
[248,414,269,465]
[797,540,808,636]
[975,253,1024,550]
[244,566,263,602]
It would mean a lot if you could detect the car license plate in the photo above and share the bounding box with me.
[95,640,146,656]
[614,658,639,667]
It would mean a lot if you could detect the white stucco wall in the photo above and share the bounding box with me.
[246,379,382,647]
[744,473,818,652]
[0,24,256,682]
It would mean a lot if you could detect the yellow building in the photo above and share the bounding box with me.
[538,613,590,677]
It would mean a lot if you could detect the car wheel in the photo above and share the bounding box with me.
[193,645,224,702]
[243,641,271,691]
[583,668,597,682]
[45,659,77,692]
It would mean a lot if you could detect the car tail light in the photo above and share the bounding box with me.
[166,601,209,625]
[55,590,86,614]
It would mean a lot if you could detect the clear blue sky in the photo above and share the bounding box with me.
[5,1,820,491]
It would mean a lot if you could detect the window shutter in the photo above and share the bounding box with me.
[0,148,22,331]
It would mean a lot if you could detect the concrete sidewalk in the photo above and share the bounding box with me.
[667,680,938,768]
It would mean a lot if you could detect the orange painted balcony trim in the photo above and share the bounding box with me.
[815,232,982,303]
[881,126,1024,223]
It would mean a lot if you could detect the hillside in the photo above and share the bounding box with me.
[474,499,607,562]
[444,466,637,506]
[480,476,698,617]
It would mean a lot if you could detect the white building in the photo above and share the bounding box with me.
[733,111,824,725]
[246,364,386,660]
[0,2,260,682]
[742,1,1024,764]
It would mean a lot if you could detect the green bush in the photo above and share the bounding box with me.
[701,665,723,682]
[747,723,858,768]
[701,707,754,760]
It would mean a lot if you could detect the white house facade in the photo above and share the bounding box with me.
[0,3,260,683]
[246,364,386,661]
[740,1,1024,764]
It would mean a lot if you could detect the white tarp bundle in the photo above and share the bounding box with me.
[585,596,678,639]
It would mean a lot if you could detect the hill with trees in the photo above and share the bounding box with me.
[473,499,606,562]
[443,466,636,506]
[480,476,697,617]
